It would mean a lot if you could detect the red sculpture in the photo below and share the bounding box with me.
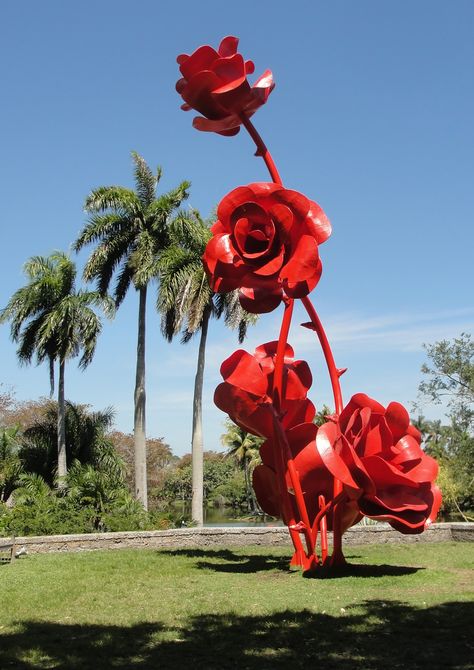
[176,36,441,573]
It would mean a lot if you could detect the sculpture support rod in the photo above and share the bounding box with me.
[301,295,346,564]
[240,114,283,185]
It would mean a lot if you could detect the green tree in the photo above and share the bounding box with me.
[74,152,190,509]
[0,426,23,503]
[158,212,255,526]
[221,419,262,513]
[19,401,121,486]
[0,252,113,484]
[416,333,474,515]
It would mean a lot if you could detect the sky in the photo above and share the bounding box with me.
[1,1,473,456]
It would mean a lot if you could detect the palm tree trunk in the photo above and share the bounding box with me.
[134,285,147,509]
[57,360,67,486]
[191,306,211,526]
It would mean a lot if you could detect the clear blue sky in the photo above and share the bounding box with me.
[1,1,473,455]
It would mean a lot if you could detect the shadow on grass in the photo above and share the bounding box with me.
[158,548,422,577]
[2,601,473,669]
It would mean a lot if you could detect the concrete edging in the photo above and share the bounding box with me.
[10,522,474,554]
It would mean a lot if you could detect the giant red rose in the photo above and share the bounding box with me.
[176,36,274,136]
[203,182,331,313]
[214,341,315,438]
[316,393,442,534]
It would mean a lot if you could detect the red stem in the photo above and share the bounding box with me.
[239,113,283,185]
[271,301,316,560]
[301,295,346,563]
[300,296,343,414]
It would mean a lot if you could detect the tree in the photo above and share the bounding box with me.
[74,152,190,509]
[0,426,23,503]
[0,252,113,484]
[19,401,120,486]
[221,419,262,513]
[158,211,256,525]
[418,333,474,431]
[416,333,474,515]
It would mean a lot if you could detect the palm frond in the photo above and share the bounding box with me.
[84,186,141,218]
[131,151,157,210]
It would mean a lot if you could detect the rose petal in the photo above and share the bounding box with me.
[218,36,239,57]
[220,349,268,396]
[239,285,282,314]
[305,200,332,245]
[179,45,219,80]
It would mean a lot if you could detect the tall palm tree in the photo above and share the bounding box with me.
[0,252,114,484]
[74,152,190,509]
[221,419,263,513]
[158,212,256,525]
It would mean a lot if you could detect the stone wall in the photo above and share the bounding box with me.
[10,522,473,555]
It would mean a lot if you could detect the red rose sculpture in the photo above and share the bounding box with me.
[176,36,274,136]
[316,393,442,533]
[214,341,315,438]
[203,182,331,313]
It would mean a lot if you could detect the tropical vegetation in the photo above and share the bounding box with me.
[74,152,190,509]
[0,252,113,485]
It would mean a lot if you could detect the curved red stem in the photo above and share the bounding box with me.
[300,295,343,415]
[300,295,347,564]
[239,113,283,185]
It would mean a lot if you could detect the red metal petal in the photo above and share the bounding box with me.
[192,116,241,135]
[218,36,239,57]
[316,422,360,491]
[220,349,268,396]
[179,45,219,80]
[239,286,282,314]
[385,401,410,443]
[305,200,332,245]
[281,235,319,283]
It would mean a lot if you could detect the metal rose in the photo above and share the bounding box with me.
[214,341,315,438]
[316,393,442,533]
[176,36,274,136]
[253,422,361,530]
[203,182,331,313]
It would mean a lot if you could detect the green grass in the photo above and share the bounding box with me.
[1,542,473,669]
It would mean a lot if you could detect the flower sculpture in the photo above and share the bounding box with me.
[316,394,442,533]
[175,36,441,573]
[176,36,274,136]
[203,183,331,313]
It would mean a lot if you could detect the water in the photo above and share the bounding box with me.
[203,506,282,527]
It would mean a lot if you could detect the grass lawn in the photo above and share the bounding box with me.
[1,542,473,669]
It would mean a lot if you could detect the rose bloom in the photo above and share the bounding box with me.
[316,393,442,534]
[203,182,331,313]
[176,35,274,136]
[214,341,315,438]
[253,421,361,531]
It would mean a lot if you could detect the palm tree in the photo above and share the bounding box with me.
[20,401,121,486]
[221,419,263,514]
[158,212,256,525]
[74,152,190,509]
[0,252,114,484]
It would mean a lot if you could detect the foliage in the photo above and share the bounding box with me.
[416,333,474,516]
[153,451,247,512]
[74,152,191,508]
[18,401,120,486]
[418,332,474,430]
[0,252,114,393]
[0,426,23,503]
[221,419,262,513]
[109,430,177,492]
